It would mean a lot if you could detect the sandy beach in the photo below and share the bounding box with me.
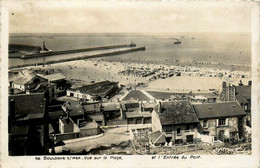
[24,58,251,93]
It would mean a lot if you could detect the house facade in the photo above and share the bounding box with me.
[193,102,247,141]
[152,101,199,144]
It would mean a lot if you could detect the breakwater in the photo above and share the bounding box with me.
[9,46,145,69]
[21,44,134,59]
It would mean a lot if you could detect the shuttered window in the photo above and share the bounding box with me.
[218,118,228,126]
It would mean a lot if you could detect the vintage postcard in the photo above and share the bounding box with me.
[1,0,259,167]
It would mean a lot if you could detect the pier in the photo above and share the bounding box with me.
[9,46,145,69]
[21,44,136,59]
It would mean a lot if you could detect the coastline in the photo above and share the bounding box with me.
[17,58,251,93]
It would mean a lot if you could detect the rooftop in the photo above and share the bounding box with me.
[62,101,84,116]
[146,91,178,100]
[236,94,249,104]
[12,74,47,85]
[155,101,199,125]
[235,85,251,100]
[9,93,46,117]
[82,103,100,113]
[12,74,35,85]
[121,90,151,101]
[193,102,246,119]
[102,102,120,111]
[69,81,118,95]
[41,73,66,82]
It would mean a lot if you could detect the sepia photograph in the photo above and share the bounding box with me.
[1,0,259,167]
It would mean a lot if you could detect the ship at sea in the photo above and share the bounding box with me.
[173,38,181,44]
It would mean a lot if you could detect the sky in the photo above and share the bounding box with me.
[6,1,253,34]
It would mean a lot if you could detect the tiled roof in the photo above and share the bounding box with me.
[236,94,249,104]
[69,81,118,95]
[121,90,151,101]
[9,93,46,116]
[156,101,199,125]
[235,85,251,100]
[146,91,182,100]
[12,74,35,85]
[193,102,246,119]
[42,73,66,82]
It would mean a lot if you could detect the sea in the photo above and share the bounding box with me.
[8,32,251,70]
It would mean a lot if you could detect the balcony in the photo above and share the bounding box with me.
[184,129,196,133]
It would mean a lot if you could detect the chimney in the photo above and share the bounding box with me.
[248,81,252,86]
[222,81,227,88]
[158,102,162,113]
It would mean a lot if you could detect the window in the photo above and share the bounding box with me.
[177,128,181,135]
[218,119,226,126]
[203,120,208,128]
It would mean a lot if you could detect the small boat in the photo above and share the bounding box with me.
[127,41,136,47]
[174,39,181,44]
